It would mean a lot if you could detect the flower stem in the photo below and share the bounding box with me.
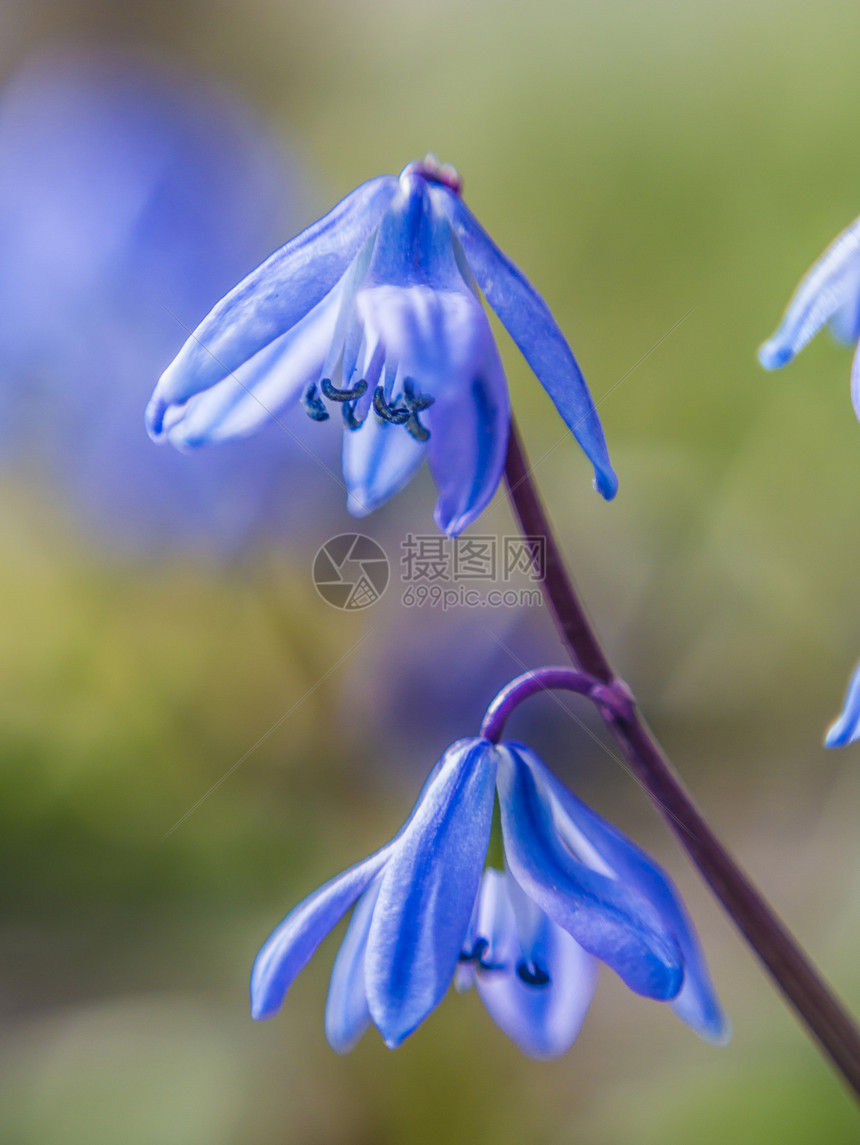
[480,665,634,742]
[504,419,860,1099]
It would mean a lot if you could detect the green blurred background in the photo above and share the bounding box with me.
[2,0,860,1140]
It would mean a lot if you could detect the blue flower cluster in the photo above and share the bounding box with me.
[148,155,617,536]
[251,738,727,1058]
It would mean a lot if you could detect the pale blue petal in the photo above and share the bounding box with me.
[324,875,382,1054]
[428,339,510,537]
[475,866,516,964]
[829,262,860,344]
[825,659,860,748]
[250,847,390,1021]
[440,193,617,501]
[514,743,727,1043]
[365,739,498,1047]
[453,892,480,994]
[496,744,683,1000]
[342,413,427,518]
[356,281,490,396]
[759,217,860,370]
[147,174,397,433]
[161,283,340,447]
[476,869,598,1060]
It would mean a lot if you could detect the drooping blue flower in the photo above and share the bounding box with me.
[825,660,860,748]
[251,738,728,1057]
[148,155,618,537]
[0,47,325,557]
[759,217,860,415]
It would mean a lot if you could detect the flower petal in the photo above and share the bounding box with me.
[829,263,860,345]
[324,875,382,1054]
[356,282,489,394]
[342,412,428,518]
[250,847,390,1021]
[440,192,617,501]
[147,174,397,433]
[454,892,479,994]
[513,743,728,1043]
[366,171,469,294]
[428,339,511,537]
[161,283,341,448]
[825,659,860,748]
[365,738,498,1047]
[355,173,491,391]
[475,869,598,1060]
[496,744,683,1000]
[759,217,860,370]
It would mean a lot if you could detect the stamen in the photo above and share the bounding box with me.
[405,414,430,442]
[516,960,550,988]
[321,377,368,403]
[458,938,506,973]
[403,381,432,441]
[459,938,489,963]
[402,377,435,412]
[301,382,330,422]
[372,382,434,439]
[341,400,364,431]
[372,386,410,425]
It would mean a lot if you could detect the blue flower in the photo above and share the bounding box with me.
[825,660,860,747]
[147,155,617,536]
[759,217,860,409]
[0,47,326,558]
[251,738,728,1057]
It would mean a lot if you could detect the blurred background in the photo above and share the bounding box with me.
[1,0,860,1140]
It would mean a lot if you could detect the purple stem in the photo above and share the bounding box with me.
[480,666,633,742]
[504,419,860,1100]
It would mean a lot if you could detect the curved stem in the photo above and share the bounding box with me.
[480,665,635,742]
[504,418,860,1100]
[481,667,598,741]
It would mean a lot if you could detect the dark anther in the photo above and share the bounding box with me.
[459,938,489,964]
[459,938,506,973]
[372,386,410,425]
[341,400,364,431]
[373,382,434,440]
[402,377,435,413]
[405,414,430,442]
[301,382,330,422]
[516,960,550,988]
[402,378,433,441]
[321,377,368,403]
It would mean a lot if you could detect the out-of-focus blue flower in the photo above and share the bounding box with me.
[825,660,860,747]
[759,217,860,411]
[251,738,727,1057]
[148,155,617,537]
[0,47,324,556]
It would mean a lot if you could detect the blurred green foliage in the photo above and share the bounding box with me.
[2,0,860,1140]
